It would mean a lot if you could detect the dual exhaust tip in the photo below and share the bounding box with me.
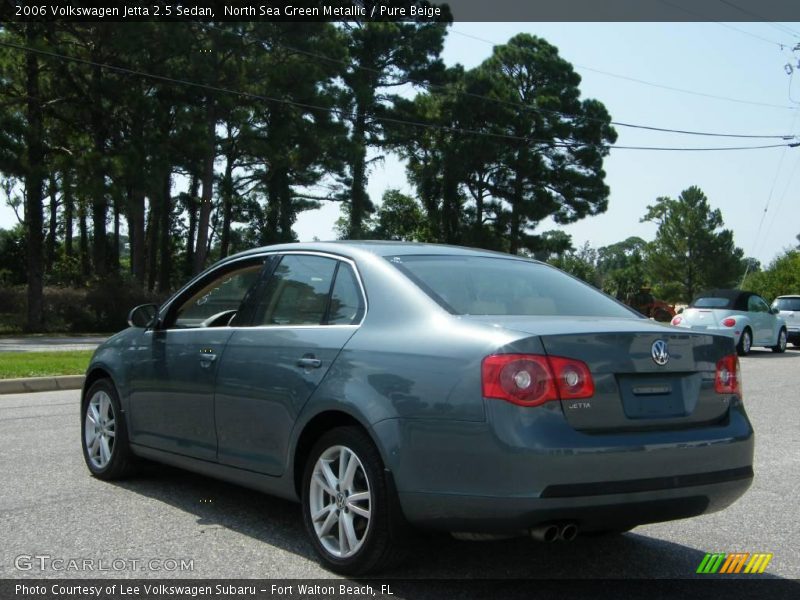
[530,522,579,542]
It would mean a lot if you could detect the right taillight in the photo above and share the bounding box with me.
[715,354,741,395]
[548,356,595,399]
[721,317,736,327]
[671,316,682,325]
[481,354,594,406]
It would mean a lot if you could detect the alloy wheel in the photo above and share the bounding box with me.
[84,390,116,469]
[308,445,372,558]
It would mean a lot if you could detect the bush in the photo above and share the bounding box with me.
[86,278,163,332]
[0,281,165,333]
[742,250,800,302]
[0,285,25,333]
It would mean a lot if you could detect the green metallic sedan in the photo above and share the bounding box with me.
[81,242,754,574]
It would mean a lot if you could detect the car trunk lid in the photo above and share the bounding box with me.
[466,316,736,432]
[678,307,729,331]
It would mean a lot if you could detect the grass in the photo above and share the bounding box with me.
[0,351,93,379]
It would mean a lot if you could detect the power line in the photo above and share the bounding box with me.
[1,39,797,153]
[450,28,799,111]
[763,145,800,247]
[195,20,797,139]
[605,121,793,139]
[742,108,800,279]
[716,0,800,39]
[655,0,791,48]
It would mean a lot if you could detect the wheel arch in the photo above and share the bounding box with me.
[82,365,122,408]
[291,409,387,500]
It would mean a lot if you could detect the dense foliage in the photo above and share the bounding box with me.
[0,21,623,331]
[4,22,794,332]
[743,250,800,302]
[641,186,745,302]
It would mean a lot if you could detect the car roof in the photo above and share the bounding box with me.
[691,289,761,312]
[230,241,538,262]
[776,294,800,299]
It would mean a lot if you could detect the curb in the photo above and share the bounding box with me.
[0,375,85,395]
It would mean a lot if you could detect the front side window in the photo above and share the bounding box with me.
[748,296,769,313]
[387,254,634,318]
[170,261,266,328]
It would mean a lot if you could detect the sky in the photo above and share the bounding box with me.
[2,21,799,266]
[296,22,800,266]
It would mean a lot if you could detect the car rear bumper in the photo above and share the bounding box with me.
[397,473,752,533]
[373,401,754,532]
[677,323,738,340]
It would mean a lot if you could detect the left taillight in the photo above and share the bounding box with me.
[481,354,594,407]
[715,354,741,396]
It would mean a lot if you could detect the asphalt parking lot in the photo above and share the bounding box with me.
[1,350,798,584]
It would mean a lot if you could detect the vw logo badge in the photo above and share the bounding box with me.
[651,340,669,366]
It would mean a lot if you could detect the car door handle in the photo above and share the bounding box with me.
[297,357,322,369]
[199,352,217,368]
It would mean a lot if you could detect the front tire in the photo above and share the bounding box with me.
[81,379,136,480]
[737,328,752,356]
[301,426,408,575]
[772,328,787,353]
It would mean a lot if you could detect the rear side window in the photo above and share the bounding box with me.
[253,255,337,326]
[250,255,365,326]
[328,264,365,325]
[747,296,769,313]
[386,255,634,318]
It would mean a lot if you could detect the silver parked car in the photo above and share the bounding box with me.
[81,243,754,574]
[672,289,787,355]
[772,295,800,347]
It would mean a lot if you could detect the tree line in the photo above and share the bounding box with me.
[1,19,622,331]
[1,21,793,333]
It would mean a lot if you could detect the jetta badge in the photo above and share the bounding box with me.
[651,340,669,366]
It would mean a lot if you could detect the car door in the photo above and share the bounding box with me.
[745,295,770,345]
[213,252,365,475]
[125,256,271,460]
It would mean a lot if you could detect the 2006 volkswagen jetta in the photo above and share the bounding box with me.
[81,242,754,574]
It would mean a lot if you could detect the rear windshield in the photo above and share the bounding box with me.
[691,297,733,309]
[386,254,636,318]
[773,297,800,311]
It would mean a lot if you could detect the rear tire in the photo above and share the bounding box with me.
[737,328,752,356]
[81,379,137,480]
[772,328,787,353]
[301,426,409,575]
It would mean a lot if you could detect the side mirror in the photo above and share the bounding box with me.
[677,307,684,314]
[770,307,779,315]
[128,303,159,329]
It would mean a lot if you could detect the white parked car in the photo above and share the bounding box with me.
[671,289,787,356]
[771,295,800,348]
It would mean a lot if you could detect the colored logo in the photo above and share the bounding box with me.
[696,552,773,574]
[651,340,669,366]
